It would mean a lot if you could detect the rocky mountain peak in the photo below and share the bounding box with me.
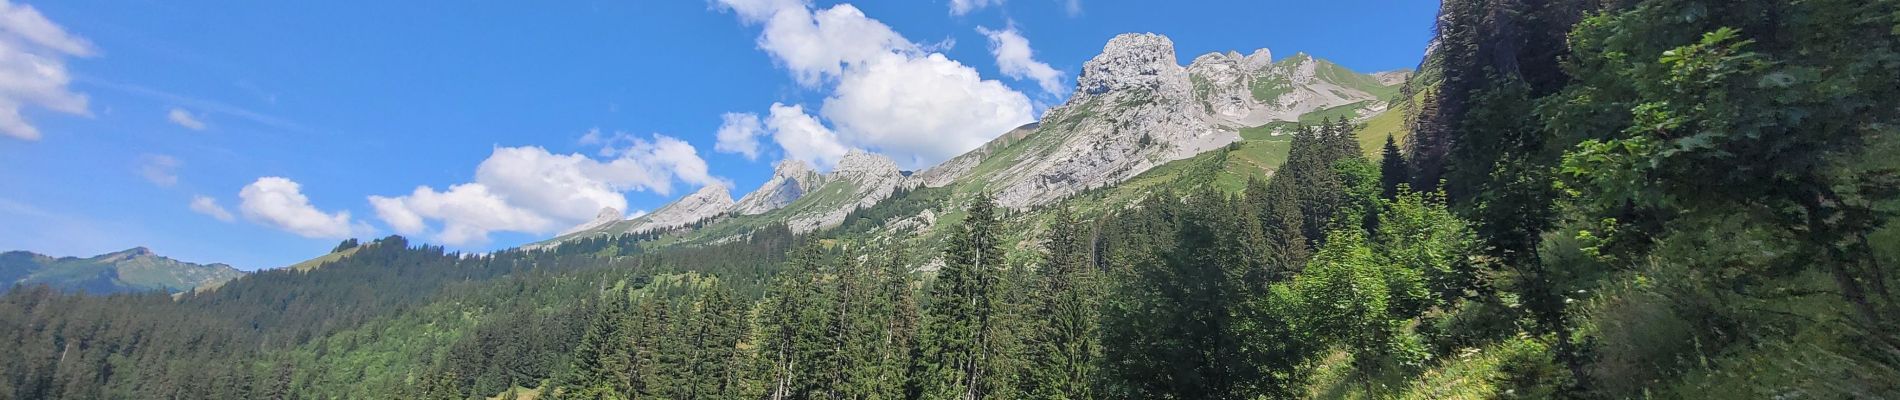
[625,185,734,234]
[1189,48,1274,74]
[681,184,735,206]
[1078,33,1186,96]
[733,159,824,216]
[977,32,1233,209]
[772,158,817,178]
[832,150,900,178]
[1241,48,1274,70]
[559,207,625,236]
[593,207,622,221]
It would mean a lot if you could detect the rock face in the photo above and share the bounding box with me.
[977,33,1238,209]
[732,159,821,215]
[560,207,625,236]
[626,185,734,233]
[1189,49,1277,125]
[1372,69,1414,86]
[1186,49,1394,127]
[784,150,905,232]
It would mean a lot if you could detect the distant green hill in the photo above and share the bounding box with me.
[0,247,245,294]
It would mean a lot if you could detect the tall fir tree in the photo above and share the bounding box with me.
[916,194,1014,400]
[1023,208,1101,399]
[1380,134,1411,200]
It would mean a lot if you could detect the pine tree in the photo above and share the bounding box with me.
[1024,208,1101,399]
[1380,134,1411,200]
[873,248,920,400]
[1101,190,1309,399]
[1251,176,1310,277]
[756,244,833,400]
[680,285,744,400]
[916,194,1012,399]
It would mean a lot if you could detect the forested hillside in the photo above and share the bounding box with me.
[2,0,1897,398]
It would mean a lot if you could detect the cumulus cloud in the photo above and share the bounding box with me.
[950,0,1004,15]
[167,108,206,130]
[370,184,553,246]
[239,177,360,239]
[369,133,727,246]
[189,195,234,222]
[821,53,1033,165]
[0,0,96,141]
[719,1,913,87]
[766,103,853,168]
[137,154,180,187]
[713,112,766,160]
[978,26,1066,96]
[712,0,1035,168]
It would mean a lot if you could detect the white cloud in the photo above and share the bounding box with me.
[239,177,359,239]
[821,53,1034,166]
[369,133,727,246]
[167,108,206,130]
[370,183,552,246]
[1063,0,1082,16]
[189,195,234,222]
[979,26,1066,96]
[950,0,1004,15]
[753,3,915,87]
[0,0,95,141]
[137,154,180,187]
[766,103,852,168]
[713,0,1036,168]
[713,112,766,160]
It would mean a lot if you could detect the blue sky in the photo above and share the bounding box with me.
[0,0,1437,270]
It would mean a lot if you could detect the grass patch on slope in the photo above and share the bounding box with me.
[287,246,361,272]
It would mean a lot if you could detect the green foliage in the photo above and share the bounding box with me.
[1100,189,1314,399]
[916,195,1021,399]
[1021,209,1102,399]
[1379,136,1409,200]
[1376,190,1478,308]
[1292,229,1425,373]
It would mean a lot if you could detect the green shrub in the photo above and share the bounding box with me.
[1490,336,1568,399]
[1420,296,1520,356]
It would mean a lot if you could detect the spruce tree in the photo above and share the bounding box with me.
[1380,134,1410,200]
[1024,208,1101,399]
[917,194,1010,399]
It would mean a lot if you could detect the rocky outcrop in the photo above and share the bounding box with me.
[785,150,905,232]
[560,207,625,236]
[1372,69,1413,86]
[983,33,1237,209]
[1187,49,1395,127]
[732,159,821,215]
[626,185,734,233]
[1189,49,1276,125]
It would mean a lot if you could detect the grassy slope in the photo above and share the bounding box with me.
[8,252,244,294]
[286,246,361,272]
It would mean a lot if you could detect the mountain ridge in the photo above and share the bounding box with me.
[532,32,1402,251]
[0,247,245,294]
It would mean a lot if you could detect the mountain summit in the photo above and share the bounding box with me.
[0,248,244,294]
[917,32,1238,208]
